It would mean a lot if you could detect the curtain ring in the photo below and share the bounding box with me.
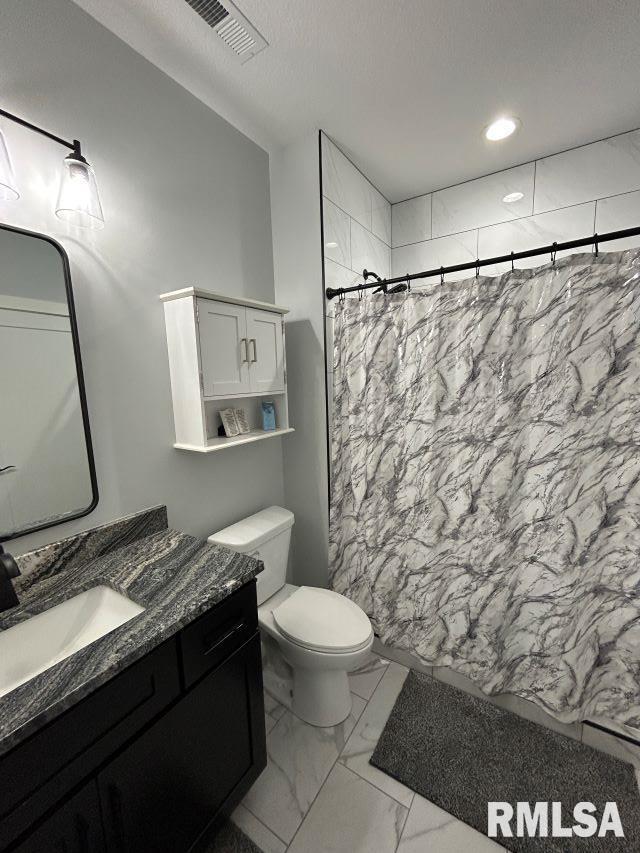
[440,266,445,285]
[358,287,363,301]
[510,251,515,271]
[551,242,557,266]
[475,259,480,278]
[406,274,411,293]
[593,233,599,257]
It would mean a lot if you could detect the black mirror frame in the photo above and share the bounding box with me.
[0,222,99,542]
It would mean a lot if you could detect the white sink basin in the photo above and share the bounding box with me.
[0,585,145,699]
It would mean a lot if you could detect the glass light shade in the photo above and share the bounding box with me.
[55,154,104,229]
[0,128,19,200]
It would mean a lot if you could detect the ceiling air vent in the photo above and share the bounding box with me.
[184,0,268,64]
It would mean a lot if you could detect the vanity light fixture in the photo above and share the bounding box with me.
[502,191,524,204]
[484,116,519,142]
[0,107,104,229]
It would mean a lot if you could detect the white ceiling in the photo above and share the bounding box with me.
[72,0,640,202]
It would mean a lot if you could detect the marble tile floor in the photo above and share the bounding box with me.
[232,655,505,853]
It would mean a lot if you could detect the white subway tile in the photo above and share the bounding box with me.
[478,203,596,275]
[432,163,534,238]
[351,220,391,279]
[323,197,351,268]
[392,195,431,247]
[595,190,640,251]
[391,230,478,283]
[324,258,363,293]
[322,137,372,230]
[372,187,392,246]
[534,129,640,213]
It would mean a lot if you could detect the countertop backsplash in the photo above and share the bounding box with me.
[14,506,169,592]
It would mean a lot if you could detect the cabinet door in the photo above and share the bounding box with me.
[98,634,266,853]
[11,780,104,853]
[246,308,285,393]
[197,299,250,397]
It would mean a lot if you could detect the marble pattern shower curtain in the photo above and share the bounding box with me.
[329,249,640,727]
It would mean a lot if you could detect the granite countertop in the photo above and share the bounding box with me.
[0,528,262,757]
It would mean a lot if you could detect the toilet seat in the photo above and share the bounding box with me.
[272,586,372,654]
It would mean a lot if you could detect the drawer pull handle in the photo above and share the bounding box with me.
[203,620,246,656]
[250,338,257,362]
[240,338,249,363]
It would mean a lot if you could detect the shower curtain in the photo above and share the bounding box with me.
[329,249,640,727]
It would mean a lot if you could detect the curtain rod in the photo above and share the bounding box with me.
[325,226,640,300]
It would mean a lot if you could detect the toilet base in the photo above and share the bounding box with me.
[292,667,352,727]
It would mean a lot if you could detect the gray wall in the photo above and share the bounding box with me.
[270,133,328,587]
[0,0,285,555]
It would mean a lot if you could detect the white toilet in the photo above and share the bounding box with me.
[209,506,373,727]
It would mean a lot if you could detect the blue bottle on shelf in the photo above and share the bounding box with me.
[261,401,276,431]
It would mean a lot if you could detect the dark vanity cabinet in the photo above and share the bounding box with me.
[98,637,263,852]
[11,781,104,853]
[0,581,266,853]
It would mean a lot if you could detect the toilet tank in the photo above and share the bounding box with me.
[208,506,294,605]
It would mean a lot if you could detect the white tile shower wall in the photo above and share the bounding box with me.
[322,138,374,231]
[323,198,351,268]
[595,190,640,250]
[392,195,431,248]
[393,230,478,283]
[322,133,391,389]
[391,127,640,283]
[432,162,535,238]
[322,135,391,280]
[477,203,596,275]
[351,220,391,280]
[388,125,640,757]
[372,186,392,246]
[534,129,640,213]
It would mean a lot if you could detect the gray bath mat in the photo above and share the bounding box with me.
[200,819,262,853]
[370,671,640,852]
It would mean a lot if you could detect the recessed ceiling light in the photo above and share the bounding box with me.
[485,116,519,142]
[325,241,338,249]
[502,191,524,204]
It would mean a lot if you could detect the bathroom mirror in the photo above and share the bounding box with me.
[0,223,97,541]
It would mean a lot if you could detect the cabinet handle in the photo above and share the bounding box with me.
[203,619,246,656]
[108,784,126,853]
[240,338,249,363]
[250,338,257,362]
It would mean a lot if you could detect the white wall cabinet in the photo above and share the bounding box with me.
[245,308,285,393]
[197,300,285,398]
[197,299,250,397]
[161,288,293,452]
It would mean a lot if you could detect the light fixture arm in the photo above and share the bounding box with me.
[0,107,82,157]
[0,106,103,228]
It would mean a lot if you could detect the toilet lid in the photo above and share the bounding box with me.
[272,587,372,653]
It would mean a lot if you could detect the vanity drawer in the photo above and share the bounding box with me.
[0,637,180,850]
[179,580,258,689]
